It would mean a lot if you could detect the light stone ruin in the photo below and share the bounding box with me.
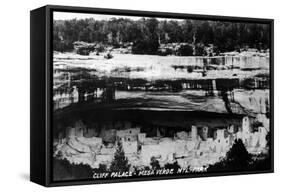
[54,116,269,170]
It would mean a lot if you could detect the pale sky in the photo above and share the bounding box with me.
[53,11,183,21]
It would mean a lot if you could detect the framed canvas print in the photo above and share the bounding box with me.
[30,5,274,187]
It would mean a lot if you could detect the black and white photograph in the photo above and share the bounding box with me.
[1,0,281,190]
[52,11,272,182]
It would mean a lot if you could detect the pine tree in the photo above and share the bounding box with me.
[150,156,161,170]
[225,139,252,168]
[207,139,252,172]
[109,140,130,172]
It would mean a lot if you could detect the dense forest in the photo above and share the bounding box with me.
[53,17,270,55]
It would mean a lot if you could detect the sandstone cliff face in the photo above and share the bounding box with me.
[233,89,269,115]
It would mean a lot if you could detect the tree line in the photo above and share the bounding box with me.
[53,17,270,55]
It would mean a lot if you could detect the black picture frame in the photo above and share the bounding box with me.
[30,5,274,187]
